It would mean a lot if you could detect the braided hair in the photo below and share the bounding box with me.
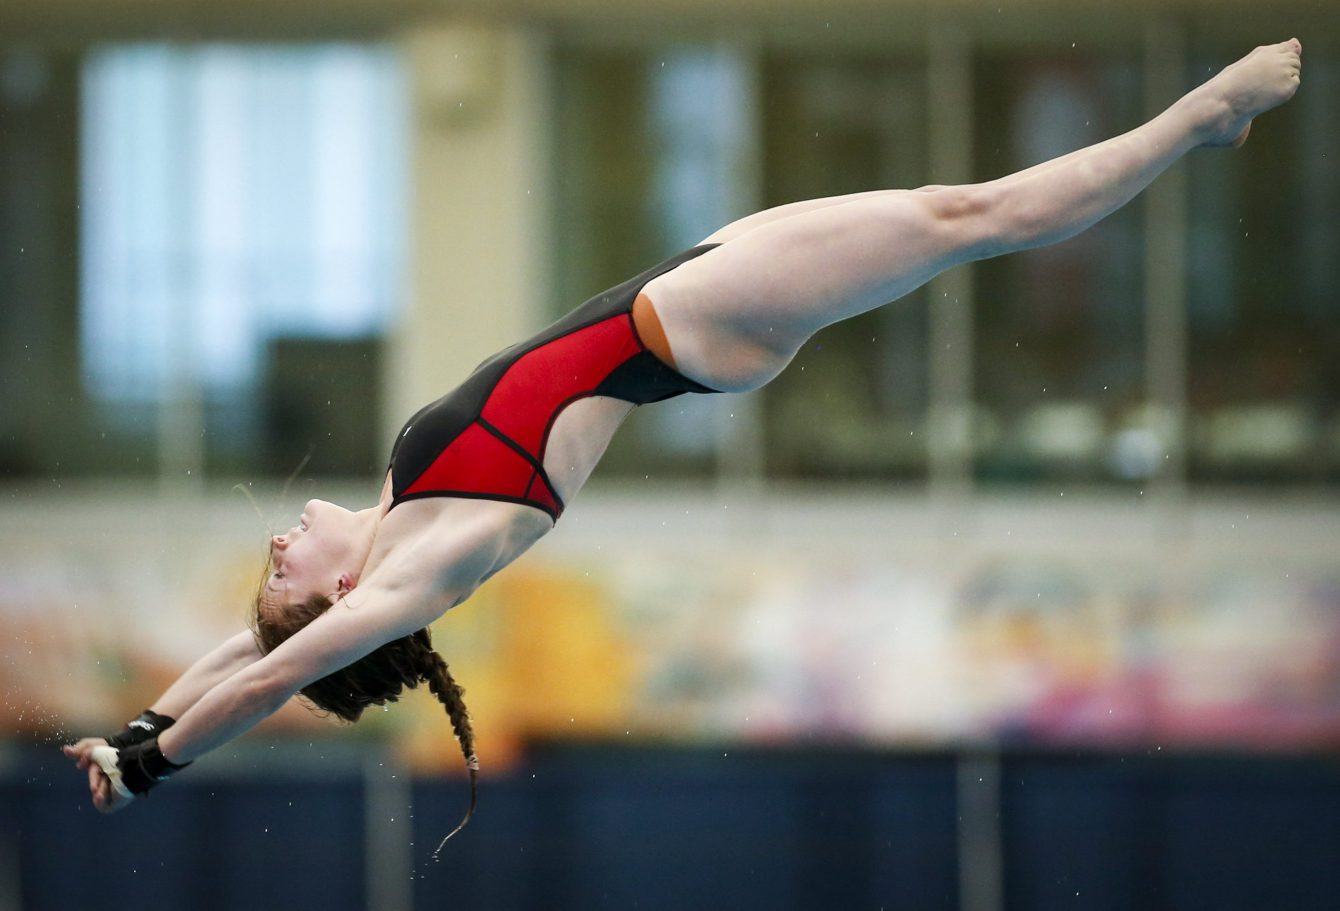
[252,586,478,844]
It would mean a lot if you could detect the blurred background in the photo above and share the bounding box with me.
[2,1,1338,909]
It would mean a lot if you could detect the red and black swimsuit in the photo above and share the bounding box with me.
[387,244,720,523]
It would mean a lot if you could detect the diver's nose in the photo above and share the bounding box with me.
[272,533,288,549]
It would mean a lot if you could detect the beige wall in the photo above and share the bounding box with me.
[390,22,551,440]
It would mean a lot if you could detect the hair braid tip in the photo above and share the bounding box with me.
[431,766,478,861]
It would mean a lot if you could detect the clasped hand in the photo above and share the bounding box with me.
[63,738,135,814]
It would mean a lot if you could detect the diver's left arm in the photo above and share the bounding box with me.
[159,582,452,764]
[152,629,265,718]
[67,583,452,812]
[158,514,514,766]
[61,630,264,804]
[74,509,513,811]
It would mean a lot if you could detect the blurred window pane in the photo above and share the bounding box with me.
[0,49,81,480]
[972,56,1146,484]
[79,44,406,476]
[1185,49,1339,485]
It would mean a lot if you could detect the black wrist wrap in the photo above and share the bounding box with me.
[106,710,176,751]
[117,736,191,796]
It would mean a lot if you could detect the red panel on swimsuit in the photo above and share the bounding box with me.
[401,422,535,502]
[397,318,635,519]
[481,317,643,455]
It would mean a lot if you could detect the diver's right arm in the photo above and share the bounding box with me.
[155,509,512,766]
[64,583,449,813]
[158,585,446,765]
[60,630,264,807]
[65,504,515,812]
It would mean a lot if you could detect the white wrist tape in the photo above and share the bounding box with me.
[90,745,135,800]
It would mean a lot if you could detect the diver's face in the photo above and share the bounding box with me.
[266,499,356,605]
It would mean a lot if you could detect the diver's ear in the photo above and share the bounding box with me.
[328,573,357,607]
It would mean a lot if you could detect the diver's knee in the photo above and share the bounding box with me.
[918,184,1005,259]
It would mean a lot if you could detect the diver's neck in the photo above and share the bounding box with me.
[350,505,384,574]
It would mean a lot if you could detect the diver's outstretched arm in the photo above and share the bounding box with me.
[151,630,265,717]
[62,630,265,811]
[68,573,453,811]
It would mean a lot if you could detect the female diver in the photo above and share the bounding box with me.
[65,40,1302,840]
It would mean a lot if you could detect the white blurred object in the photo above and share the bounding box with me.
[1108,402,1181,479]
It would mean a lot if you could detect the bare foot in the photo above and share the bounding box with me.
[1188,39,1302,148]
